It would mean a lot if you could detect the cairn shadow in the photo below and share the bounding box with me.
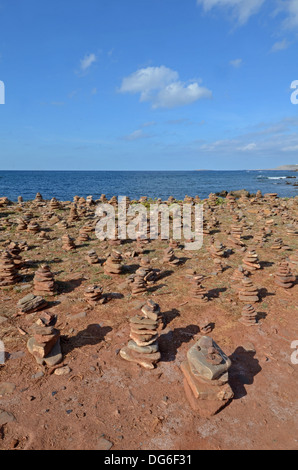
[61,324,112,356]
[147,283,168,293]
[208,287,227,299]
[56,278,85,294]
[162,308,180,328]
[256,311,267,321]
[159,325,200,362]
[260,261,274,269]
[158,270,174,280]
[29,258,63,267]
[259,288,275,300]
[123,264,140,274]
[228,346,262,400]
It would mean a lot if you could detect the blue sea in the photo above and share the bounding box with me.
[0,170,297,202]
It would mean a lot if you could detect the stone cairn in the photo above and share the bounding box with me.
[140,257,161,284]
[231,265,248,283]
[62,234,76,251]
[86,249,100,265]
[77,227,90,244]
[181,336,233,417]
[104,251,123,275]
[253,230,267,247]
[209,241,226,259]
[228,225,244,247]
[35,192,43,203]
[27,220,40,234]
[27,312,62,366]
[130,268,147,295]
[239,304,258,326]
[16,218,27,231]
[274,261,296,289]
[199,319,213,335]
[271,238,284,250]
[120,300,161,369]
[242,250,261,272]
[68,204,79,222]
[33,265,56,295]
[38,231,50,242]
[84,285,106,305]
[238,278,259,303]
[17,293,48,315]
[0,251,20,286]
[191,276,209,303]
[18,196,23,205]
[163,247,180,266]
[50,198,60,210]
[6,242,23,267]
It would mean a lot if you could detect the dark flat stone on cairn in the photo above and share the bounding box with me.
[86,250,100,265]
[242,250,261,272]
[181,336,233,417]
[27,312,62,366]
[17,293,48,314]
[120,302,161,369]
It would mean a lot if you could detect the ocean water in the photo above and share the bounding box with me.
[0,170,297,202]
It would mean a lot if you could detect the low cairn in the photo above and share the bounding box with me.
[84,285,106,305]
[120,300,161,369]
[242,250,261,272]
[0,251,20,286]
[274,261,296,289]
[163,247,180,266]
[27,312,62,366]
[130,268,147,295]
[33,265,56,295]
[17,294,48,315]
[86,249,100,265]
[181,336,233,417]
[104,251,123,275]
[62,234,76,251]
[239,304,258,326]
[238,278,259,303]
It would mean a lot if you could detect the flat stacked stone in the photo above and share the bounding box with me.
[27,312,62,366]
[18,196,23,205]
[84,285,106,305]
[191,277,209,303]
[35,192,43,203]
[104,251,123,275]
[167,196,175,205]
[68,204,79,222]
[271,238,283,250]
[120,302,161,369]
[209,242,225,258]
[254,231,267,246]
[226,193,237,208]
[213,258,224,274]
[86,249,100,265]
[0,251,20,286]
[181,336,233,417]
[228,225,244,246]
[274,261,296,289]
[242,250,261,272]
[50,198,60,210]
[6,242,23,267]
[202,220,211,235]
[99,194,108,203]
[56,219,68,230]
[285,224,297,236]
[231,265,247,282]
[17,293,48,314]
[140,257,161,284]
[131,268,147,295]
[33,265,56,295]
[38,231,50,241]
[86,195,94,206]
[62,234,76,251]
[239,304,258,326]
[77,228,90,243]
[27,221,40,234]
[163,247,180,266]
[73,196,80,203]
[169,238,180,249]
[109,196,118,206]
[256,190,262,199]
[238,278,259,303]
[288,250,298,266]
[199,320,213,335]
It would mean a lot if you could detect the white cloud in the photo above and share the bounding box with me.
[119,66,212,109]
[80,53,97,71]
[197,0,266,25]
[122,129,150,141]
[237,143,257,151]
[153,81,212,109]
[230,58,243,68]
[271,39,290,52]
[281,0,298,29]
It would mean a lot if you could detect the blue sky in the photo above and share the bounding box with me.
[0,0,298,170]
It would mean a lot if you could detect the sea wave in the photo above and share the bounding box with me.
[257,176,287,180]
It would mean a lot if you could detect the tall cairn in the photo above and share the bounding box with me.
[120,300,162,369]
